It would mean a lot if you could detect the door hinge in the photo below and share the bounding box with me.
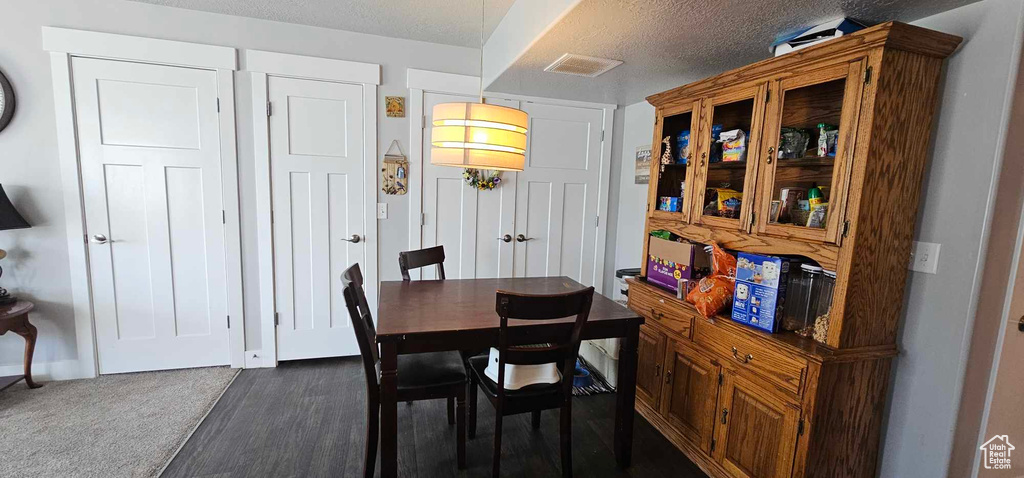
[594,215,600,228]
[718,372,723,385]
[226,315,231,328]
[798,418,805,436]
[864,66,873,85]
[83,233,88,244]
[420,213,426,226]
[274,312,279,326]
[710,439,716,452]
[842,220,851,238]
[422,115,427,129]
[601,130,606,142]
[765,88,771,103]
[216,98,221,113]
[222,210,226,224]
[270,209,275,224]
[750,212,756,228]
[267,102,273,117]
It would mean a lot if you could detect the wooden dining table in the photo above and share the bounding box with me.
[376,276,644,477]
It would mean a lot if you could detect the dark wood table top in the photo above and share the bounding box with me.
[0,301,33,321]
[377,277,642,343]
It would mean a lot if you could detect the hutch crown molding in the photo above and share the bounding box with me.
[627,21,960,478]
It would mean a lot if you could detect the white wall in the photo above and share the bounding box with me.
[602,1,1024,476]
[0,0,479,377]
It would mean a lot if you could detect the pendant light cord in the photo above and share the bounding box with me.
[479,0,485,103]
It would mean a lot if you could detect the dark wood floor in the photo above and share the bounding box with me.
[163,357,707,478]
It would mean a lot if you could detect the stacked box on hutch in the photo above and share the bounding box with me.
[627,22,960,478]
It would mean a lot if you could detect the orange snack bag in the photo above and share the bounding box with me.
[686,243,736,318]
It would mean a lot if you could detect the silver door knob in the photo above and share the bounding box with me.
[341,234,362,243]
[91,234,109,244]
[515,234,534,243]
[498,234,512,243]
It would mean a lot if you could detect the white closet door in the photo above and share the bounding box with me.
[73,57,229,374]
[269,76,365,361]
[421,93,517,279]
[513,102,605,287]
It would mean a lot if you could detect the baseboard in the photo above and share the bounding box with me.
[243,350,272,368]
[0,359,90,381]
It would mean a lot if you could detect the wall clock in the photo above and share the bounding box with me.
[0,70,15,133]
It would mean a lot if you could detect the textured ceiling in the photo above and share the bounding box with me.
[487,0,980,105]
[126,0,516,47]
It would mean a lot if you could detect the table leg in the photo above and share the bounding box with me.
[614,323,639,467]
[14,320,41,389]
[380,342,398,478]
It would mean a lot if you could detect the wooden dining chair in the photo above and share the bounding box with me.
[342,263,467,477]
[467,286,595,478]
[399,245,445,281]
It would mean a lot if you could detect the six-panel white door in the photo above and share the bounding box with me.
[513,102,606,287]
[74,57,230,374]
[420,93,517,279]
[269,76,365,361]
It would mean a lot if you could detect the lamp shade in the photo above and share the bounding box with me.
[0,185,30,231]
[430,102,528,171]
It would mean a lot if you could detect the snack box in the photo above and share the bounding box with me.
[658,196,681,212]
[731,253,791,333]
[646,237,695,293]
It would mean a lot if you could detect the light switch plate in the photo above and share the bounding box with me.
[377,203,388,220]
[909,241,940,274]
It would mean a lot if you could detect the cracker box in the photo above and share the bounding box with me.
[646,237,695,293]
[731,253,790,333]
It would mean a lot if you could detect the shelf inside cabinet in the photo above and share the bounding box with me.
[774,157,835,167]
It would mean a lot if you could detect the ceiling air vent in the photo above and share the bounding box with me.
[544,53,623,78]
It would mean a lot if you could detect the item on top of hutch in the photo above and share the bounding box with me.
[631,22,961,478]
[647,236,695,292]
[676,130,691,164]
[732,253,792,333]
[787,263,823,336]
[659,136,673,169]
[685,243,737,318]
[659,196,681,212]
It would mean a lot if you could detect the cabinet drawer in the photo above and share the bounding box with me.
[628,282,693,339]
[694,319,807,396]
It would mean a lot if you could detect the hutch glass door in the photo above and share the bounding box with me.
[649,100,701,223]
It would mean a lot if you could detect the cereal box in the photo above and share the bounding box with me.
[731,253,790,333]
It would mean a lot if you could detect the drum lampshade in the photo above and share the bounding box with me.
[430,102,528,171]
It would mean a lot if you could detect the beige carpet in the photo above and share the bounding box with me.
[0,366,238,478]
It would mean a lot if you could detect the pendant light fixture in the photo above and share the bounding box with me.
[430,0,529,172]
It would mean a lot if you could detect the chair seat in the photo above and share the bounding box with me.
[469,355,561,400]
[396,351,467,391]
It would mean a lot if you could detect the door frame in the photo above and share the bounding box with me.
[406,68,617,290]
[43,27,245,378]
[248,50,381,368]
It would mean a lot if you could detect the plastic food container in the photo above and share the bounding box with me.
[784,264,822,335]
[816,270,836,319]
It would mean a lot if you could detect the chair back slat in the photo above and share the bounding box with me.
[399,245,446,281]
[342,263,379,397]
[492,287,594,397]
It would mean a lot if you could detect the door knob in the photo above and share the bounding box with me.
[498,234,512,243]
[340,234,362,244]
[515,234,534,243]
[91,234,110,244]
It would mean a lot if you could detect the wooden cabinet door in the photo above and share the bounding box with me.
[636,324,668,409]
[755,59,866,245]
[660,339,721,454]
[714,370,801,478]
[690,83,769,233]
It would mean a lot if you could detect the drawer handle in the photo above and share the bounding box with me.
[650,307,664,320]
[732,346,754,364]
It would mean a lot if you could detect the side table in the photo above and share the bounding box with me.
[0,300,40,391]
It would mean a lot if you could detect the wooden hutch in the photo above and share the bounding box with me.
[626,22,961,478]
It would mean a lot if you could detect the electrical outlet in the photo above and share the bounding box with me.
[377,203,388,219]
[909,241,941,274]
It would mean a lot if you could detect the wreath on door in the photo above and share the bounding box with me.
[463,169,503,191]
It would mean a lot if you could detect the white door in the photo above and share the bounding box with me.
[513,102,606,287]
[73,58,230,374]
[269,76,366,361]
[421,93,517,279]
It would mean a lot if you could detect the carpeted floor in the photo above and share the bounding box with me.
[0,366,238,478]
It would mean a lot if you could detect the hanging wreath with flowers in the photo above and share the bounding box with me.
[463,169,503,191]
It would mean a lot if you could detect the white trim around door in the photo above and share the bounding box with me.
[248,50,381,368]
[43,27,244,378]
[406,68,616,291]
